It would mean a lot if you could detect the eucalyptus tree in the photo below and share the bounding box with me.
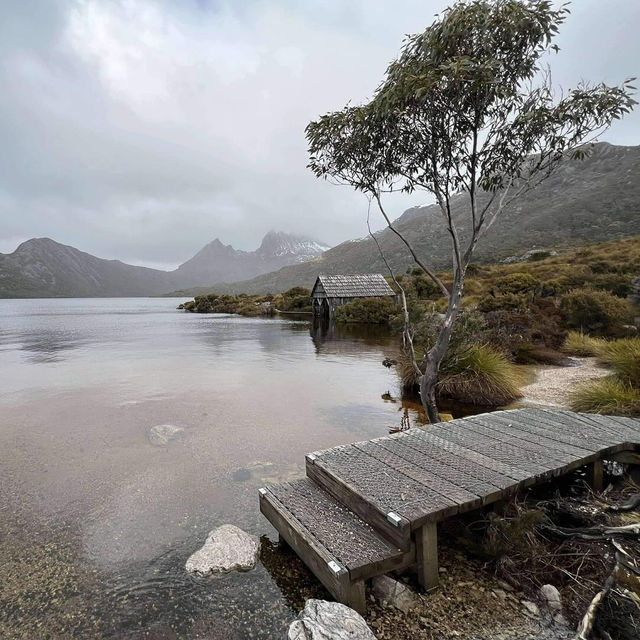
[306,0,635,423]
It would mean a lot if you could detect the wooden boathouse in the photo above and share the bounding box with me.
[310,274,396,319]
[259,408,640,613]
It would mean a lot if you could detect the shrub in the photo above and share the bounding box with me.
[590,273,631,298]
[478,293,529,313]
[562,331,605,357]
[334,297,397,324]
[559,287,632,335]
[484,304,566,353]
[493,272,540,295]
[569,377,640,416]
[437,344,523,406]
[595,337,640,385]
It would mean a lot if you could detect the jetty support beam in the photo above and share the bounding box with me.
[416,521,439,591]
[587,459,604,492]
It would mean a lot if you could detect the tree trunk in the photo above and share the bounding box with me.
[419,272,464,423]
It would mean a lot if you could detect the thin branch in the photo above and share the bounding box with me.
[372,190,450,300]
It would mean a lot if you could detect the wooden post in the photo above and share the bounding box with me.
[342,580,366,614]
[587,459,604,492]
[416,521,439,592]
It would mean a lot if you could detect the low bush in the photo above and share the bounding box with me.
[569,377,640,416]
[558,287,632,334]
[334,297,397,324]
[493,272,540,295]
[477,293,530,313]
[562,331,605,357]
[279,287,312,312]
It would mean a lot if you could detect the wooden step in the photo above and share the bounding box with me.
[259,478,413,613]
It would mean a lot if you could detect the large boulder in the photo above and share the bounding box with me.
[185,525,260,576]
[288,600,376,640]
[372,575,421,614]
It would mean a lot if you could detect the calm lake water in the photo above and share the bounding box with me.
[0,298,426,639]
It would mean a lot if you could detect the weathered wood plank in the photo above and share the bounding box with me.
[311,445,457,519]
[266,479,406,577]
[407,429,529,483]
[452,417,575,466]
[508,408,613,451]
[306,457,412,548]
[487,411,601,456]
[432,422,554,476]
[374,437,503,500]
[260,490,345,600]
[352,440,483,508]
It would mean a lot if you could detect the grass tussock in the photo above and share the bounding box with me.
[562,331,605,357]
[569,377,640,416]
[398,343,523,406]
[438,344,524,406]
[595,337,640,385]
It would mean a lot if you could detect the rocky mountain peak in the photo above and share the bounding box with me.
[257,230,329,262]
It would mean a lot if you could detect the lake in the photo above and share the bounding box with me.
[0,297,426,639]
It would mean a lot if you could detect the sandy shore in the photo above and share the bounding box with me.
[517,357,609,409]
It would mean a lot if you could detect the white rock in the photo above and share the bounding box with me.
[149,424,184,446]
[372,575,420,614]
[288,599,376,640]
[521,600,540,616]
[185,524,260,576]
[540,584,562,612]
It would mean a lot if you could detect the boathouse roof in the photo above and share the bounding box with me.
[311,274,395,299]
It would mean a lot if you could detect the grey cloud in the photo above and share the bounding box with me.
[0,0,638,267]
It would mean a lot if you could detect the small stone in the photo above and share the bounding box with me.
[521,600,540,616]
[497,580,514,592]
[372,575,420,614]
[148,424,184,446]
[438,567,448,574]
[540,584,562,612]
[493,589,506,599]
[288,599,376,640]
[185,524,260,576]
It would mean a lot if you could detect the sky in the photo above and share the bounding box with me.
[0,0,638,270]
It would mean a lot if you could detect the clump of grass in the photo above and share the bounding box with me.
[595,337,640,385]
[569,377,640,416]
[438,344,523,406]
[562,331,604,357]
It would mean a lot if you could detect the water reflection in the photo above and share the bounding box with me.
[17,328,86,363]
[310,316,397,358]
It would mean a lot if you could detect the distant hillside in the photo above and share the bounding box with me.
[0,231,329,298]
[203,142,640,294]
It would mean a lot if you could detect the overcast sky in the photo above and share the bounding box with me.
[0,0,638,270]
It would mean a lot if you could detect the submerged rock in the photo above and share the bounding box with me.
[185,524,260,576]
[148,424,185,446]
[372,575,420,614]
[288,599,376,640]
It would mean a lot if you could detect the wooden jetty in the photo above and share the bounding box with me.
[259,408,640,613]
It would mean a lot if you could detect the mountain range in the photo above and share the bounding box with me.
[204,142,640,294]
[2,142,639,298]
[0,231,329,298]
